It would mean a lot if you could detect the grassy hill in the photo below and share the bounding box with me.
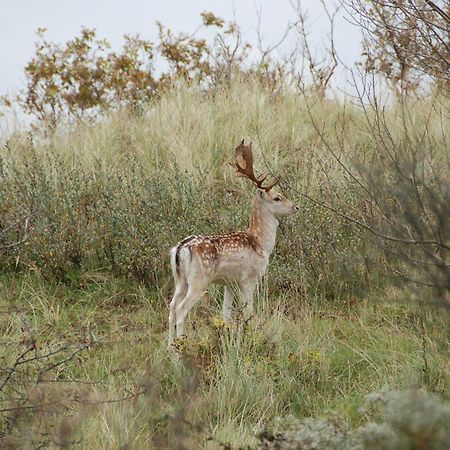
[1,79,449,449]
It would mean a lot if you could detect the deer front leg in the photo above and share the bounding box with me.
[222,286,234,322]
[240,280,257,319]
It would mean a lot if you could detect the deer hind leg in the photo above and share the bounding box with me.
[222,286,235,322]
[175,276,209,339]
[168,281,187,348]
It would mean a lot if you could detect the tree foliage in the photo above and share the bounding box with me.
[23,28,157,126]
[345,0,450,95]
[13,12,254,127]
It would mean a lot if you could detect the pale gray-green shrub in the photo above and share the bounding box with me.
[259,389,450,450]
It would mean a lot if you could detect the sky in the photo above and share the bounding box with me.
[0,0,363,96]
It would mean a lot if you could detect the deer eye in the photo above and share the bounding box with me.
[274,197,281,202]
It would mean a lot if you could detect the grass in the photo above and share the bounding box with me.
[1,271,448,448]
[1,78,449,448]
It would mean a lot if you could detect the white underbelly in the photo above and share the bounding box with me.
[212,253,268,284]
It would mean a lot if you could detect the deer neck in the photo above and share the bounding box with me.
[247,198,279,256]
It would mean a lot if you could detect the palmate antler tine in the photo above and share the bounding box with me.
[234,141,260,184]
[233,140,278,191]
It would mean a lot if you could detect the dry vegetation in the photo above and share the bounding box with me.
[1,2,450,448]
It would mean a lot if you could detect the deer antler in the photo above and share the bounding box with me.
[233,140,279,191]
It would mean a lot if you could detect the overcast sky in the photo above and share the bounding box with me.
[0,0,363,96]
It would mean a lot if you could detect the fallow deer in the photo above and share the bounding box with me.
[168,140,298,348]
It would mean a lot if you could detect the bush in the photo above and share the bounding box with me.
[3,12,264,128]
[0,91,371,299]
[0,149,230,284]
[259,389,450,450]
[356,389,450,450]
[259,416,350,449]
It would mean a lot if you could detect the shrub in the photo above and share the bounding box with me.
[259,389,450,450]
[356,389,450,450]
[3,11,263,128]
[258,415,350,449]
